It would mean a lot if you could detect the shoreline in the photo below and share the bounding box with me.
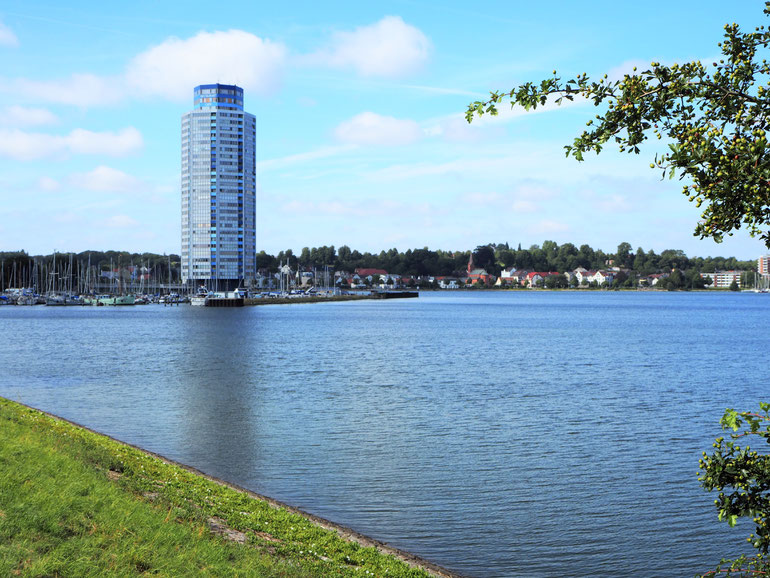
[2,396,460,578]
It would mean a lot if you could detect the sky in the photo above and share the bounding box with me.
[1,0,769,260]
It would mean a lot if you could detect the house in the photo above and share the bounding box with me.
[508,270,530,286]
[355,268,388,278]
[575,270,596,285]
[526,271,559,287]
[644,273,668,286]
[495,276,519,287]
[593,270,615,286]
[436,276,460,289]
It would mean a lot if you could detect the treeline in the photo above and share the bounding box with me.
[2,241,759,291]
[257,241,758,277]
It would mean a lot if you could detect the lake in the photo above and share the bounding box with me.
[1,291,768,577]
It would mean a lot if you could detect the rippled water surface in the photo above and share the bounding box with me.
[1,291,768,576]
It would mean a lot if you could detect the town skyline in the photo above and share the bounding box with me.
[1,1,769,260]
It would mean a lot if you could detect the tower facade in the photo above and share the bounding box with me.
[759,255,770,275]
[181,84,256,290]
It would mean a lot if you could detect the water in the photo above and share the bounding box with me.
[1,291,768,577]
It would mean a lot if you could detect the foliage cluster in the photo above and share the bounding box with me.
[0,398,432,577]
[699,404,770,575]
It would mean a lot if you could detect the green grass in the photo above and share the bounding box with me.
[0,398,435,577]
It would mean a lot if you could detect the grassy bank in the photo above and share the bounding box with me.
[0,398,448,577]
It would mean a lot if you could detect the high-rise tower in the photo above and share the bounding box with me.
[181,84,256,291]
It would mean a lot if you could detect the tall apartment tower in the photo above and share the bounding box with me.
[181,84,256,291]
[759,255,770,275]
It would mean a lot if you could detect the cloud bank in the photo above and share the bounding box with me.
[0,20,18,47]
[70,166,144,193]
[309,16,430,78]
[335,112,423,146]
[0,106,57,127]
[0,127,143,160]
[125,30,287,101]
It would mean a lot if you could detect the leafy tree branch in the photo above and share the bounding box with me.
[699,403,770,575]
[466,4,770,247]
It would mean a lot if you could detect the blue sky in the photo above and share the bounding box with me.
[1,1,769,259]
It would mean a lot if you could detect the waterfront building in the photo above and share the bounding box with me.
[181,84,256,291]
[700,270,743,288]
[759,255,770,275]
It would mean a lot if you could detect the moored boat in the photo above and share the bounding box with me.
[82,295,136,306]
[45,293,82,306]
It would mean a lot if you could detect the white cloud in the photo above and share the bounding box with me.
[429,115,490,143]
[105,215,139,228]
[125,30,287,102]
[37,176,60,191]
[278,198,431,219]
[511,200,538,213]
[0,105,58,127]
[281,199,367,217]
[0,129,67,160]
[0,20,18,47]
[67,128,143,156]
[70,166,143,193]
[462,191,503,206]
[311,16,430,78]
[335,112,423,146]
[13,74,123,107]
[258,145,356,172]
[427,96,589,143]
[527,220,571,235]
[513,183,558,200]
[594,193,632,213]
[469,93,590,127]
[0,127,142,160]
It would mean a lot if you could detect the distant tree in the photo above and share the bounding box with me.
[612,270,628,288]
[741,270,756,288]
[542,240,559,265]
[556,242,579,271]
[545,273,569,289]
[730,279,740,291]
[472,245,496,272]
[497,248,516,268]
[685,268,707,289]
[665,268,685,290]
[615,242,633,269]
[299,247,311,266]
[337,245,352,263]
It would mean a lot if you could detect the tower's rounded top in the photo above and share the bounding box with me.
[193,84,243,110]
